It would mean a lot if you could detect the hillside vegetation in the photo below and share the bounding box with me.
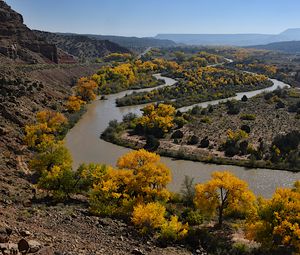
[34,30,131,62]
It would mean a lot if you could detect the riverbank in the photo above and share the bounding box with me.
[101,125,300,173]
[102,88,300,172]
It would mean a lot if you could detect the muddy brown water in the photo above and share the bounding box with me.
[65,74,300,197]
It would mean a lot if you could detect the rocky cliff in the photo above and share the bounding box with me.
[0,1,62,63]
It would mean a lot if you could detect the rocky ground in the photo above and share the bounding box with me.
[1,199,197,255]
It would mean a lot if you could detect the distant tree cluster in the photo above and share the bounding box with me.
[116,65,271,108]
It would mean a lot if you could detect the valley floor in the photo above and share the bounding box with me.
[104,89,300,171]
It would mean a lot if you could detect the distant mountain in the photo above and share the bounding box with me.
[68,34,177,51]
[34,31,131,61]
[156,29,300,46]
[279,28,300,40]
[247,41,300,54]
[155,34,273,46]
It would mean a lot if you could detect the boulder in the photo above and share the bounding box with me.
[0,235,9,243]
[19,230,31,237]
[35,247,54,255]
[18,239,29,253]
[0,243,19,255]
[28,240,42,253]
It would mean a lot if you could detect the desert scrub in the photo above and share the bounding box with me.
[240,113,256,120]
[159,215,189,241]
[200,116,212,124]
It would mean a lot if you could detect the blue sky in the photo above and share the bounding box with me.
[5,0,300,37]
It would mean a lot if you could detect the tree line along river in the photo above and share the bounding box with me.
[65,66,300,198]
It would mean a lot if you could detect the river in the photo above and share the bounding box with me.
[65,72,300,198]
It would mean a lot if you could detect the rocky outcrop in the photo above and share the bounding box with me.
[0,1,62,64]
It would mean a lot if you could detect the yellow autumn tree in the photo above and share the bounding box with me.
[194,171,256,227]
[117,149,171,201]
[246,182,300,253]
[137,103,175,137]
[89,166,134,216]
[24,110,68,150]
[112,63,136,85]
[75,77,98,102]
[66,95,85,112]
[89,149,171,216]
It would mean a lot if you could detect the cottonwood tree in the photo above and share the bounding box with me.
[137,103,175,137]
[194,171,256,227]
[247,182,300,253]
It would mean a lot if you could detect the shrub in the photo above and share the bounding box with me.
[174,116,187,129]
[171,130,184,139]
[159,215,189,241]
[226,100,241,115]
[287,100,300,113]
[132,202,166,234]
[272,130,300,157]
[144,135,160,151]
[188,135,199,145]
[240,114,256,121]
[241,95,248,102]
[191,106,202,115]
[185,210,203,226]
[239,140,249,155]
[274,88,287,98]
[232,242,251,254]
[101,120,125,141]
[264,92,273,101]
[241,124,251,134]
[29,141,73,177]
[199,137,210,148]
[223,129,249,157]
[200,116,212,124]
[122,112,137,123]
[275,100,285,109]
[224,145,240,157]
